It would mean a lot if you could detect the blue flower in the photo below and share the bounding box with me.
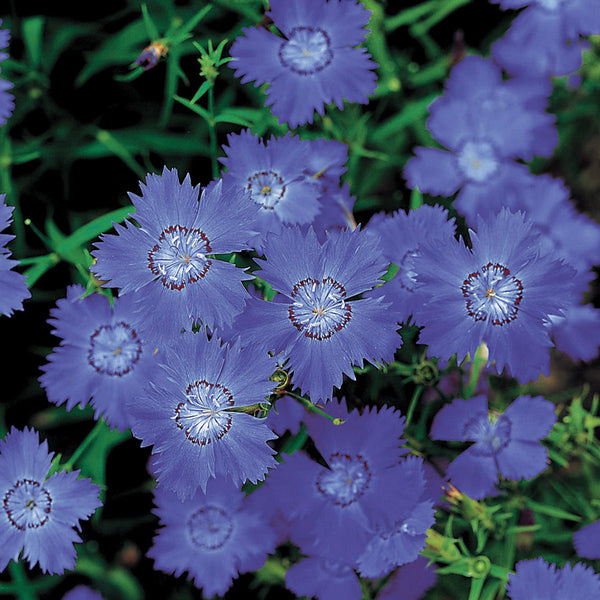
[377,556,437,600]
[262,403,414,563]
[39,286,159,432]
[491,0,600,78]
[0,21,14,127]
[219,129,347,250]
[128,332,278,498]
[228,0,377,128]
[366,205,456,324]
[506,558,600,600]
[412,209,576,383]
[0,428,101,574]
[91,167,257,335]
[286,556,362,600]
[62,586,103,600]
[574,519,600,559]
[404,56,556,211]
[148,479,276,597]
[0,195,30,317]
[242,226,402,402]
[431,394,557,499]
[356,456,435,578]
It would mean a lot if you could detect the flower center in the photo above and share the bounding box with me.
[173,380,234,446]
[457,141,498,182]
[279,27,333,75]
[148,225,212,291]
[187,505,234,550]
[536,0,565,10]
[288,277,352,340]
[463,413,512,456]
[316,453,371,507]
[3,479,52,530]
[247,170,286,210]
[397,249,419,292]
[461,262,524,326]
[88,322,142,376]
[321,559,355,578]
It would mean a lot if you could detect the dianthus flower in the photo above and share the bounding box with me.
[574,519,600,559]
[506,558,600,599]
[0,428,101,574]
[377,556,438,600]
[431,395,557,499]
[242,226,402,402]
[491,0,600,78]
[412,209,576,383]
[356,456,435,577]
[91,167,257,335]
[219,129,347,250]
[39,286,158,432]
[128,332,278,498]
[62,587,103,600]
[0,195,30,316]
[0,21,14,127]
[148,480,276,597]
[404,56,556,211]
[229,0,377,128]
[263,403,423,564]
[366,205,456,324]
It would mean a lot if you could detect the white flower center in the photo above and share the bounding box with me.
[457,141,498,182]
[187,505,234,550]
[173,380,234,445]
[88,322,142,376]
[148,225,212,290]
[3,479,52,530]
[279,27,333,75]
[461,262,524,326]
[316,452,371,506]
[288,277,352,340]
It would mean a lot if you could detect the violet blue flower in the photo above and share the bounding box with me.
[506,558,600,599]
[377,556,438,600]
[219,130,347,250]
[0,428,101,574]
[228,0,377,128]
[128,332,278,498]
[264,403,416,564]
[412,209,576,383]
[404,56,556,211]
[0,21,14,127]
[62,587,103,600]
[574,519,600,559]
[356,456,435,578]
[39,286,159,432]
[491,0,600,78]
[91,167,257,335]
[366,205,456,324]
[242,226,402,402]
[431,394,557,499]
[0,195,30,316]
[148,479,276,597]
[286,555,362,600]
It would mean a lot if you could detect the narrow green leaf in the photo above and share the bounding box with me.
[22,17,45,70]
[191,80,212,103]
[170,6,212,45]
[411,0,472,36]
[174,95,212,122]
[95,129,147,179]
[371,93,438,143]
[385,0,437,31]
[141,3,160,40]
[525,498,582,521]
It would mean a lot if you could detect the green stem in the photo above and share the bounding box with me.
[405,385,423,428]
[62,420,105,472]
[288,392,344,425]
[9,561,36,600]
[463,344,488,399]
[208,85,218,179]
